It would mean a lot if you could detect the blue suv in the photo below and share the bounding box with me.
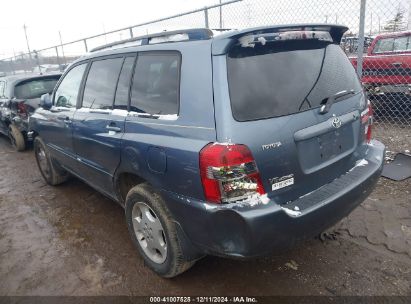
[29,25,385,277]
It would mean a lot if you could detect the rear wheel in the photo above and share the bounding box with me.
[34,137,68,185]
[125,183,195,278]
[9,124,25,151]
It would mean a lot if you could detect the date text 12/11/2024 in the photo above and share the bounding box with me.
[149,296,258,303]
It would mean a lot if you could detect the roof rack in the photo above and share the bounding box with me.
[90,28,213,52]
[211,28,234,32]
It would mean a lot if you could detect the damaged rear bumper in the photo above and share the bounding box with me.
[162,140,385,259]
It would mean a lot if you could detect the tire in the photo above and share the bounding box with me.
[125,183,195,278]
[34,136,69,186]
[9,124,25,151]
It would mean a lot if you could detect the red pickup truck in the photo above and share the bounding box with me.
[350,31,411,97]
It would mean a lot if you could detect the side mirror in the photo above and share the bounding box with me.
[40,93,52,110]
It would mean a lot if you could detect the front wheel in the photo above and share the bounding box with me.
[34,137,69,185]
[125,183,195,278]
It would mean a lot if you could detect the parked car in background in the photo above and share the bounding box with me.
[350,31,411,97]
[0,73,61,150]
[341,35,373,54]
[30,25,384,278]
[32,64,65,74]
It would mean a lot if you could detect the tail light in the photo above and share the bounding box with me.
[361,100,373,143]
[17,101,28,118]
[199,143,265,204]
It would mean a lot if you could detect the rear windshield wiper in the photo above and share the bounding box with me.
[319,89,355,114]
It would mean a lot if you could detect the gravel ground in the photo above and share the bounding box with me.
[0,128,410,296]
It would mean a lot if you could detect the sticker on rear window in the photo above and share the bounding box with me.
[270,174,294,191]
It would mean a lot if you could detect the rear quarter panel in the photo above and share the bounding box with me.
[117,41,217,202]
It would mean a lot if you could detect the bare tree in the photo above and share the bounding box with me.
[383,6,407,32]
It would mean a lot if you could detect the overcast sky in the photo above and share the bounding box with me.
[0,0,409,59]
[0,0,217,58]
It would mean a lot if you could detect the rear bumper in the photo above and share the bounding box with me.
[162,140,385,259]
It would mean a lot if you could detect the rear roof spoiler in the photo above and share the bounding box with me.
[212,24,348,55]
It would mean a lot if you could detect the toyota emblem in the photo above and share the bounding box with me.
[331,117,342,129]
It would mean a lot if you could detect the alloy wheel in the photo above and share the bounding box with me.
[132,202,167,264]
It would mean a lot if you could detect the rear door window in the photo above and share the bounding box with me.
[54,63,87,108]
[82,57,124,109]
[114,56,136,110]
[227,39,361,121]
[130,52,180,115]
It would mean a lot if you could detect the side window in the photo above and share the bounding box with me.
[82,57,123,109]
[54,63,87,108]
[393,36,409,52]
[130,52,180,115]
[373,38,394,53]
[114,56,135,110]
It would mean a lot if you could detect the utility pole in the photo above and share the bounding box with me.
[245,2,252,27]
[324,15,329,23]
[59,31,67,65]
[23,24,32,60]
[103,23,108,44]
[378,15,381,33]
[357,0,366,78]
[219,0,223,29]
[408,1,411,30]
[370,12,373,35]
[335,14,338,24]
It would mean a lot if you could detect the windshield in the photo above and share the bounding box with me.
[227,39,361,121]
[14,77,60,99]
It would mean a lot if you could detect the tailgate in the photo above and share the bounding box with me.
[215,100,364,205]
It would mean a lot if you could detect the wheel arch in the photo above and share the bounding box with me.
[114,171,147,206]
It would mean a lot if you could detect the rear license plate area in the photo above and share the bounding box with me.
[318,131,344,161]
[296,123,355,173]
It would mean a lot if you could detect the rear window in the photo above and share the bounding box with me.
[373,37,394,53]
[393,36,410,51]
[14,77,59,99]
[227,39,361,121]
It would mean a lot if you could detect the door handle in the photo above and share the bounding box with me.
[106,125,121,132]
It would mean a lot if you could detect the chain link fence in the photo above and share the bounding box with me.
[0,0,410,129]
